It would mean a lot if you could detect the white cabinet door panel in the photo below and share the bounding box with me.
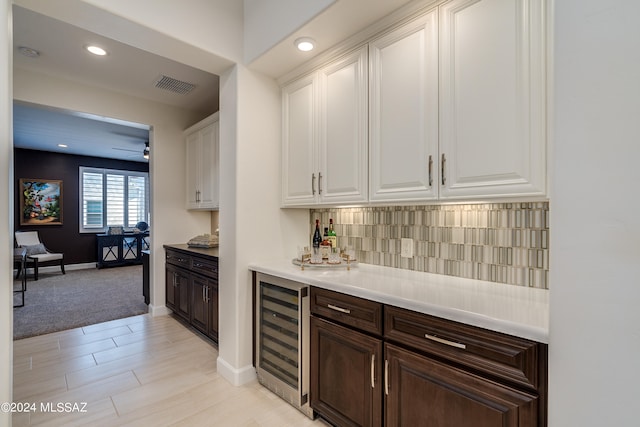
[319,47,368,204]
[439,0,546,199]
[185,113,219,210]
[282,76,317,206]
[369,11,439,202]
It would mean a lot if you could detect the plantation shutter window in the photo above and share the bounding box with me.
[79,167,149,233]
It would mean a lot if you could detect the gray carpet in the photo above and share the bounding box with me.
[13,265,148,340]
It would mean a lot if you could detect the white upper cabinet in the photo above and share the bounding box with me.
[282,47,368,207]
[369,11,439,202]
[438,0,547,199]
[185,113,219,210]
[282,75,316,206]
[281,0,548,206]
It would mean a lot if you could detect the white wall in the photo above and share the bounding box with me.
[216,63,308,384]
[549,0,640,425]
[13,68,211,315]
[13,0,239,77]
[0,1,13,425]
[243,0,335,64]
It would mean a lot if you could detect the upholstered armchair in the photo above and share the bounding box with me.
[15,231,65,281]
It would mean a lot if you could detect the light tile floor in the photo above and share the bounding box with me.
[12,314,328,426]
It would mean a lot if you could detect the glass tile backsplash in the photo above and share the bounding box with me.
[310,202,549,289]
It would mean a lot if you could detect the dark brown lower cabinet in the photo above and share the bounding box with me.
[165,263,190,321]
[310,286,547,427]
[384,343,538,427]
[310,317,383,427]
[164,246,219,343]
[191,274,219,341]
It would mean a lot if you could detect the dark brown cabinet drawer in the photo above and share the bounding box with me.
[311,287,383,336]
[165,250,190,269]
[191,256,218,279]
[385,305,544,391]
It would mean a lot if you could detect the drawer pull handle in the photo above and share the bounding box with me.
[370,354,375,389]
[424,334,466,350]
[384,359,389,396]
[327,304,351,314]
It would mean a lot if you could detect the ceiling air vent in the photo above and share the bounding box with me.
[154,75,196,95]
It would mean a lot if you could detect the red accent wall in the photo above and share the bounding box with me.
[14,148,149,265]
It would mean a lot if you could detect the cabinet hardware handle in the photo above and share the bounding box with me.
[206,287,210,303]
[370,354,376,389]
[428,155,433,187]
[318,172,323,195]
[311,173,316,195]
[384,359,389,396]
[441,153,446,186]
[327,304,350,314]
[424,333,466,350]
[173,273,178,287]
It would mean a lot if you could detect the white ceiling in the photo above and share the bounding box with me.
[12,5,220,163]
[12,0,415,163]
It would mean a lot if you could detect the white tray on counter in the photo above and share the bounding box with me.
[291,258,358,269]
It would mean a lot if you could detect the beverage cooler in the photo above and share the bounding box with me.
[254,272,313,419]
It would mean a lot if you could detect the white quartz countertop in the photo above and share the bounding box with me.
[249,259,549,343]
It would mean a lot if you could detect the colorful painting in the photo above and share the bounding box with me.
[20,179,63,225]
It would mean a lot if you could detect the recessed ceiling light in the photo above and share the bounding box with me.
[57,144,68,148]
[294,37,315,52]
[85,45,107,56]
[18,46,40,58]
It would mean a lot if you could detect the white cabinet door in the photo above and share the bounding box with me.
[198,121,219,209]
[282,47,368,207]
[439,0,547,199]
[369,10,439,202]
[185,131,201,209]
[282,75,317,206]
[185,113,219,210]
[318,47,368,204]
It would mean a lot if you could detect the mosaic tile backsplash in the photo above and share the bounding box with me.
[311,203,549,289]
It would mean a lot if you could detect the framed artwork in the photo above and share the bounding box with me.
[19,179,63,225]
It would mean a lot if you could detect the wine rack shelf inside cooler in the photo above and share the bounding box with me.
[259,283,300,387]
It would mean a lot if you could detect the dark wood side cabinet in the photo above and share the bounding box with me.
[310,287,547,427]
[97,232,150,268]
[164,245,219,343]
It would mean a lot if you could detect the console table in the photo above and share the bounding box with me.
[97,232,150,268]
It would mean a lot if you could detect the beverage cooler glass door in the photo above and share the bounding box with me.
[255,273,313,419]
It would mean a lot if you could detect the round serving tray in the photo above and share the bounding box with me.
[291,258,358,269]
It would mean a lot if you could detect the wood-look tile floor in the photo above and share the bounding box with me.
[12,314,329,426]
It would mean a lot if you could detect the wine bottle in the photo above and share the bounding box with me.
[312,219,322,252]
[328,218,337,250]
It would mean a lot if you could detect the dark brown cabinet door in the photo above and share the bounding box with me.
[175,269,190,320]
[207,280,219,341]
[311,316,383,427]
[385,343,538,427]
[165,264,179,312]
[190,274,208,334]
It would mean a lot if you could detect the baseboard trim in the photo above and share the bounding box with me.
[217,356,256,386]
[149,305,171,316]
